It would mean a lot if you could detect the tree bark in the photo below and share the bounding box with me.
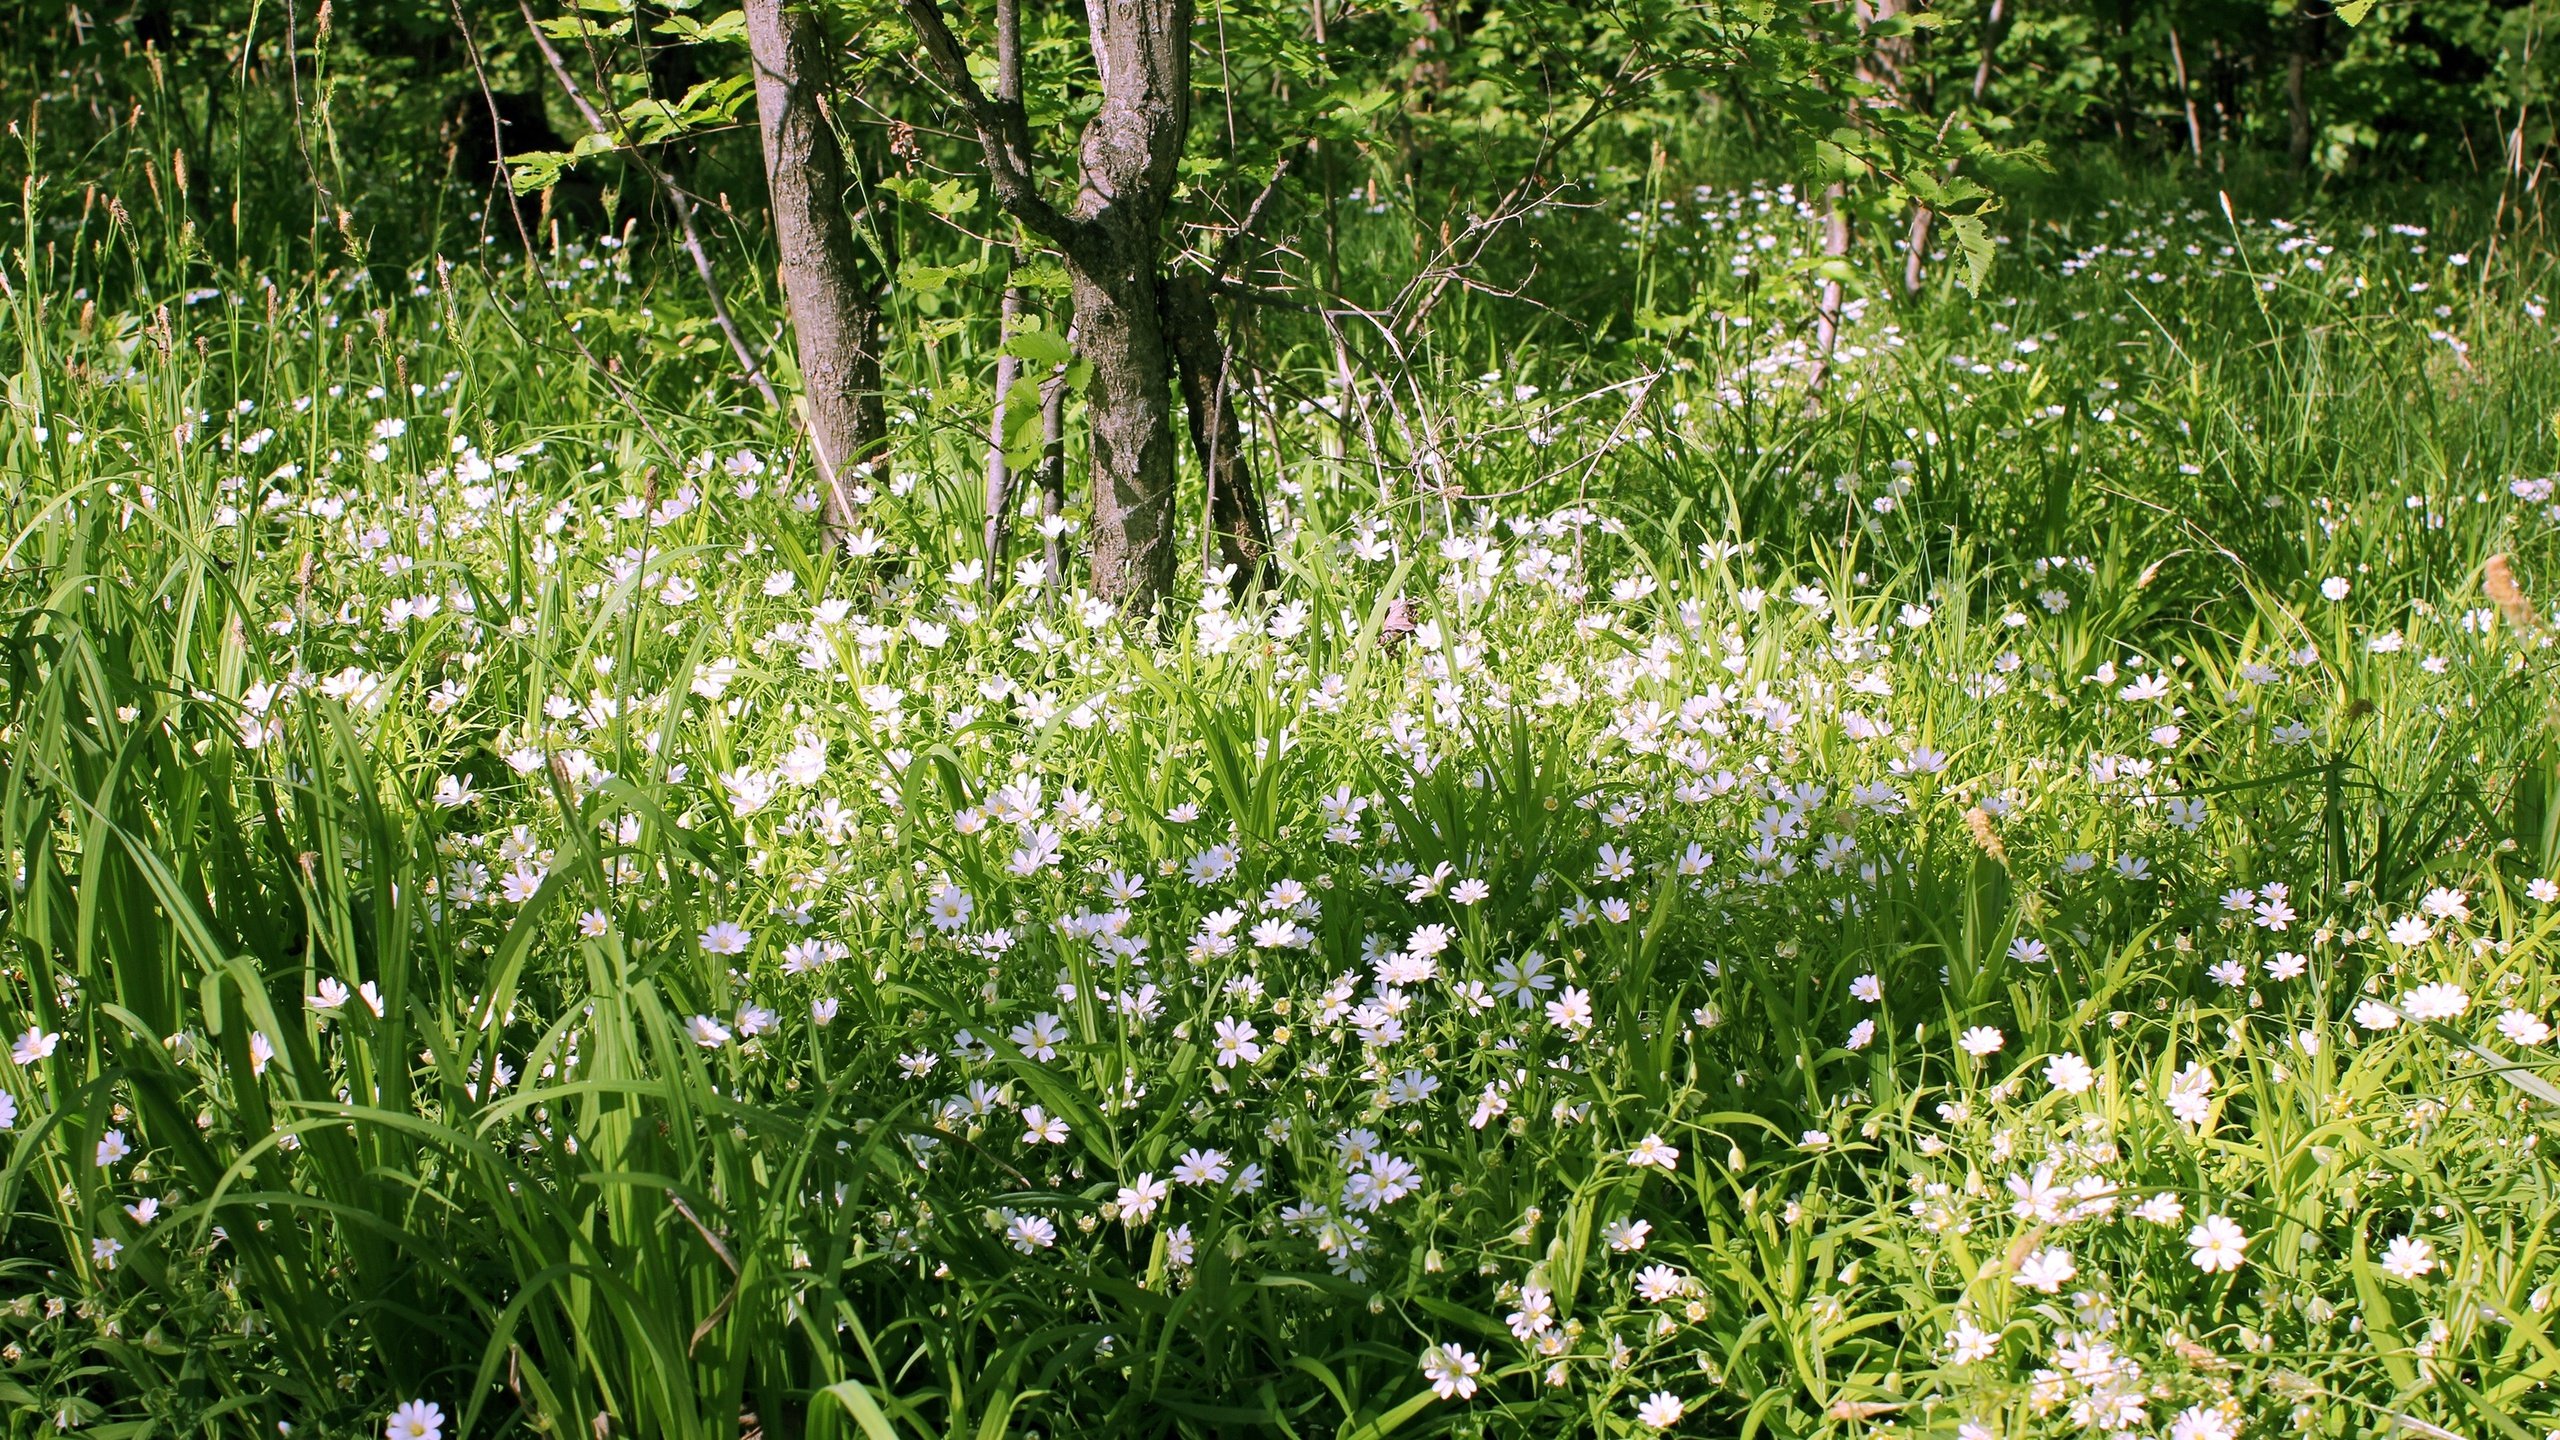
[1165,272,1273,598]
[745,0,886,550]
[1072,243,1182,608]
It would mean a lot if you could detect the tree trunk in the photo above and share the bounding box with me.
[1165,273,1273,598]
[1070,244,1182,608]
[745,0,885,550]
[1808,183,1850,401]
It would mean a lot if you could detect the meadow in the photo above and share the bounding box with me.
[5,121,2560,1440]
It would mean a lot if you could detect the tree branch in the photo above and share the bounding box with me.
[899,0,1077,244]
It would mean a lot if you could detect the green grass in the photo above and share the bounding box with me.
[5,127,2560,1440]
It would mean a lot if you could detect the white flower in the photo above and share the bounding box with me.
[1212,1016,1264,1068]
[1004,1211,1058,1253]
[1628,1134,1681,1171]
[2380,1234,2437,1282]
[698,921,752,955]
[11,1026,59,1066]
[1172,1148,1231,1186]
[927,882,975,931]
[2170,1403,2238,1440]
[1420,1343,1483,1400]
[2187,1214,2249,1273]
[2353,999,2402,1031]
[2415,886,2470,924]
[1944,1316,1999,1364]
[2013,1245,2076,1294]
[96,1130,132,1167]
[1958,1025,2004,1059]
[1115,1173,1168,1227]
[1634,1264,1685,1302]
[2043,1053,2096,1095]
[1850,973,1882,1003]
[2321,576,2350,601]
[1545,986,1594,1032]
[2165,1062,2215,1126]
[2132,1193,2186,1226]
[0,1092,15,1130]
[91,1235,123,1269]
[1010,1012,1066,1062]
[2385,914,2435,947]
[1635,1392,1684,1430]
[1021,1106,1069,1145]
[386,1400,445,1440]
[2400,983,2469,1021]
[686,1015,733,1048]
[2498,1009,2551,1046]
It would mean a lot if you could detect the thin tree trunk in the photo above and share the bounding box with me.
[1809,182,1850,400]
[518,1,778,409]
[2168,23,2205,160]
[1165,272,1273,598]
[746,0,885,550]
[982,283,1024,590]
[1814,0,1899,390]
[1037,362,1071,597]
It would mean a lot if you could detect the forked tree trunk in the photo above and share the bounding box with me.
[745,0,886,549]
[908,0,1263,619]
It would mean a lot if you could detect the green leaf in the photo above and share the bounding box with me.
[896,259,978,294]
[1943,211,1996,293]
[1001,325,1073,369]
[505,151,575,194]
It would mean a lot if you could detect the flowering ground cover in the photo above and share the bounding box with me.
[5,175,2560,1440]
